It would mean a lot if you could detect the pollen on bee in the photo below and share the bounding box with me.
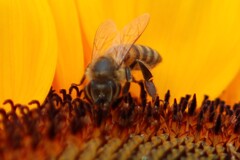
[0,85,240,159]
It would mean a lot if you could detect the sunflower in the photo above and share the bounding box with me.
[0,0,239,159]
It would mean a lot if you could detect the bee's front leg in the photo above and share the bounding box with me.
[122,67,132,95]
[71,74,86,87]
[69,74,87,98]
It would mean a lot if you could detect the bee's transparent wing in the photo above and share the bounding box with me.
[91,20,118,62]
[109,13,150,67]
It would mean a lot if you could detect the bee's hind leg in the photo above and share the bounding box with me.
[136,59,157,99]
[122,67,132,95]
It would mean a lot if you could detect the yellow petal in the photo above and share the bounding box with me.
[220,70,240,105]
[0,1,57,110]
[49,0,85,92]
[77,0,240,104]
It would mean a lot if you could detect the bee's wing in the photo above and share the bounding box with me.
[91,20,118,61]
[110,13,150,67]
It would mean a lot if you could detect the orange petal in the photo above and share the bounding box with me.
[0,1,57,111]
[220,70,240,105]
[49,0,85,92]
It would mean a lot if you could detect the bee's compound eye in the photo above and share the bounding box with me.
[107,80,116,92]
[89,81,99,103]
[107,80,120,101]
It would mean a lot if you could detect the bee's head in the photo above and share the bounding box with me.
[85,79,120,110]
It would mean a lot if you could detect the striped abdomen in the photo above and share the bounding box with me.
[124,45,162,70]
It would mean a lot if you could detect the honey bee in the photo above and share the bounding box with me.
[75,13,162,111]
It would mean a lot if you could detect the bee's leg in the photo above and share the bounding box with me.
[70,74,86,98]
[136,59,153,81]
[122,67,132,95]
[71,74,86,87]
[136,59,157,99]
[144,80,157,98]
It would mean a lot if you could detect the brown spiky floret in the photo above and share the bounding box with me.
[0,85,240,160]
